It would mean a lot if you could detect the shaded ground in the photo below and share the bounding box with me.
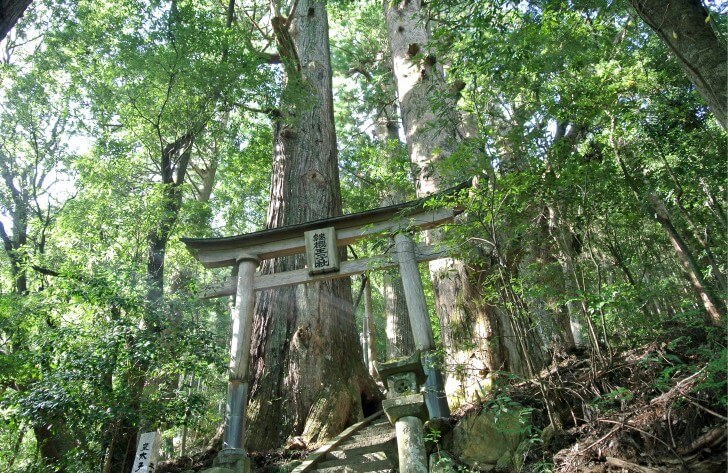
[480,336,728,472]
[157,446,309,473]
[159,332,726,472]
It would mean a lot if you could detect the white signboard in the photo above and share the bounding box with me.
[131,431,160,473]
[304,227,340,275]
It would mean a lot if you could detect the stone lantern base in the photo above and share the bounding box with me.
[199,448,250,473]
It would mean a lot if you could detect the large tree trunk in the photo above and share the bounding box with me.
[525,213,576,353]
[631,0,727,129]
[246,0,380,451]
[0,0,32,41]
[384,0,507,407]
[33,424,76,473]
[383,268,415,359]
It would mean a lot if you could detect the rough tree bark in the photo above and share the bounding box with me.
[246,0,380,451]
[0,0,33,41]
[383,0,506,406]
[383,268,415,359]
[363,276,377,376]
[631,0,727,129]
[526,214,577,353]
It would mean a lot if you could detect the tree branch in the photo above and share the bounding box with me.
[0,220,13,251]
[230,103,281,118]
[243,4,271,40]
[31,264,60,277]
[286,0,300,22]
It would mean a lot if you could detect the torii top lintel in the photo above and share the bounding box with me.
[181,180,470,269]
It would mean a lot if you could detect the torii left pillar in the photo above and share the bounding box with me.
[207,253,258,473]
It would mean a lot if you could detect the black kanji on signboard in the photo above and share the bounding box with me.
[313,233,329,268]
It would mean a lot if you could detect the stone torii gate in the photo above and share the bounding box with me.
[181,184,466,472]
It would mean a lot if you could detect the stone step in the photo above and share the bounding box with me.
[326,441,395,460]
[310,458,394,473]
[343,431,395,444]
[352,424,391,436]
[354,425,395,435]
[346,428,395,444]
[318,451,389,467]
[291,411,397,473]
[326,451,388,465]
[370,418,392,426]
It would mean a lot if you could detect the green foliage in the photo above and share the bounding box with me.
[482,390,534,434]
[0,0,725,469]
[594,386,634,412]
[329,0,415,212]
[209,121,272,234]
[698,347,728,410]
[423,0,726,373]
[0,0,268,468]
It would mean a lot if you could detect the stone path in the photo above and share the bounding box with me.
[291,411,397,472]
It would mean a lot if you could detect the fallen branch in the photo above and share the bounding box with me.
[649,366,727,421]
[650,367,705,405]
[605,456,663,473]
[678,427,727,455]
[584,424,622,452]
[675,392,728,422]
[597,419,686,468]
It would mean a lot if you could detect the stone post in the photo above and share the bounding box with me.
[393,232,450,418]
[375,352,430,473]
[210,253,258,473]
[396,416,428,473]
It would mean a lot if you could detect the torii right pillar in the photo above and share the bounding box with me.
[393,232,450,418]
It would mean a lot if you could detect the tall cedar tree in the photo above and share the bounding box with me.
[246,0,380,451]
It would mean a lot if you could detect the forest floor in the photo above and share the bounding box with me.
[495,333,728,472]
[159,331,726,472]
[156,442,309,472]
